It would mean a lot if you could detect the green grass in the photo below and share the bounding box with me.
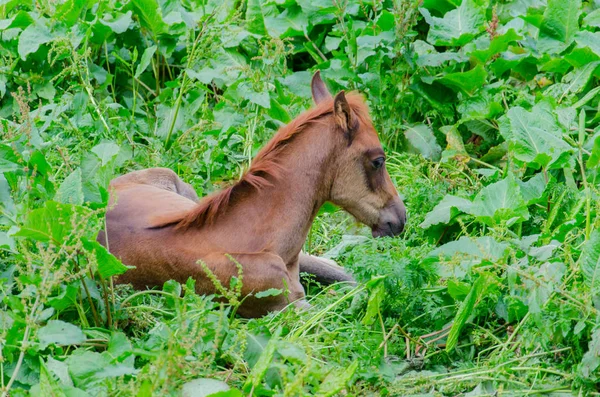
[1,0,600,396]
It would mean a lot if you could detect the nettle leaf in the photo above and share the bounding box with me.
[471,173,529,225]
[403,124,442,161]
[538,0,581,54]
[18,20,53,60]
[134,45,156,78]
[420,0,486,46]
[54,168,84,205]
[420,195,473,229]
[38,320,86,350]
[435,64,487,94]
[580,231,600,305]
[81,238,129,279]
[446,272,497,352]
[500,102,572,169]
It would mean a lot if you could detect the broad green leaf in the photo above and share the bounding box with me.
[471,29,522,62]
[403,124,441,161]
[91,142,120,166]
[254,288,282,299]
[186,48,246,87]
[420,0,486,46]
[538,0,581,54]
[278,71,312,98]
[130,0,166,36]
[55,0,87,27]
[471,173,529,225]
[100,11,132,34]
[0,144,24,172]
[134,45,156,78]
[447,279,470,301]
[574,31,600,57]
[578,328,600,379]
[440,125,468,162]
[246,0,267,36]
[500,102,572,169]
[315,361,358,397]
[55,168,84,205]
[37,358,67,397]
[18,21,53,60]
[362,278,385,326]
[517,172,546,205]
[587,136,600,169]
[427,236,509,278]
[38,320,86,349]
[0,10,34,30]
[412,40,469,67]
[583,9,600,28]
[0,173,16,219]
[81,238,129,279]
[446,272,496,352]
[66,350,109,388]
[181,378,230,397]
[268,98,291,123]
[580,230,600,303]
[556,62,600,100]
[435,64,487,94]
[420,195,473,228]
[243,327,281,391]
[236,82,270,108]
[14,201,92,245]
[46,356,74,387]
[264,5,309,38]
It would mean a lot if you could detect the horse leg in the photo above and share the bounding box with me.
[196,252,307,318]
[298,252,355,285]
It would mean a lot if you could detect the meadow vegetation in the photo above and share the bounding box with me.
[1,0,600,395]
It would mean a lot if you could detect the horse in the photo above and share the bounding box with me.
[98,71,406,318]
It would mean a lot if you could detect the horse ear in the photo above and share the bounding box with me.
[311,71,332,105]
[333,91,354,134]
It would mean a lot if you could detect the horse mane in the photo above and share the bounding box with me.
[153,93,371,230]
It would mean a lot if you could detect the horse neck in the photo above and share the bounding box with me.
[219,124,338,263]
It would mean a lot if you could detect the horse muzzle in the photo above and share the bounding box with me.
[371,198,406,238]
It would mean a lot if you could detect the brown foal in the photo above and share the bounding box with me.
[99,72,406,317]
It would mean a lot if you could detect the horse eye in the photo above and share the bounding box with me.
[371,157,385,170]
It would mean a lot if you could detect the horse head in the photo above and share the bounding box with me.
[311,71,406,237]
